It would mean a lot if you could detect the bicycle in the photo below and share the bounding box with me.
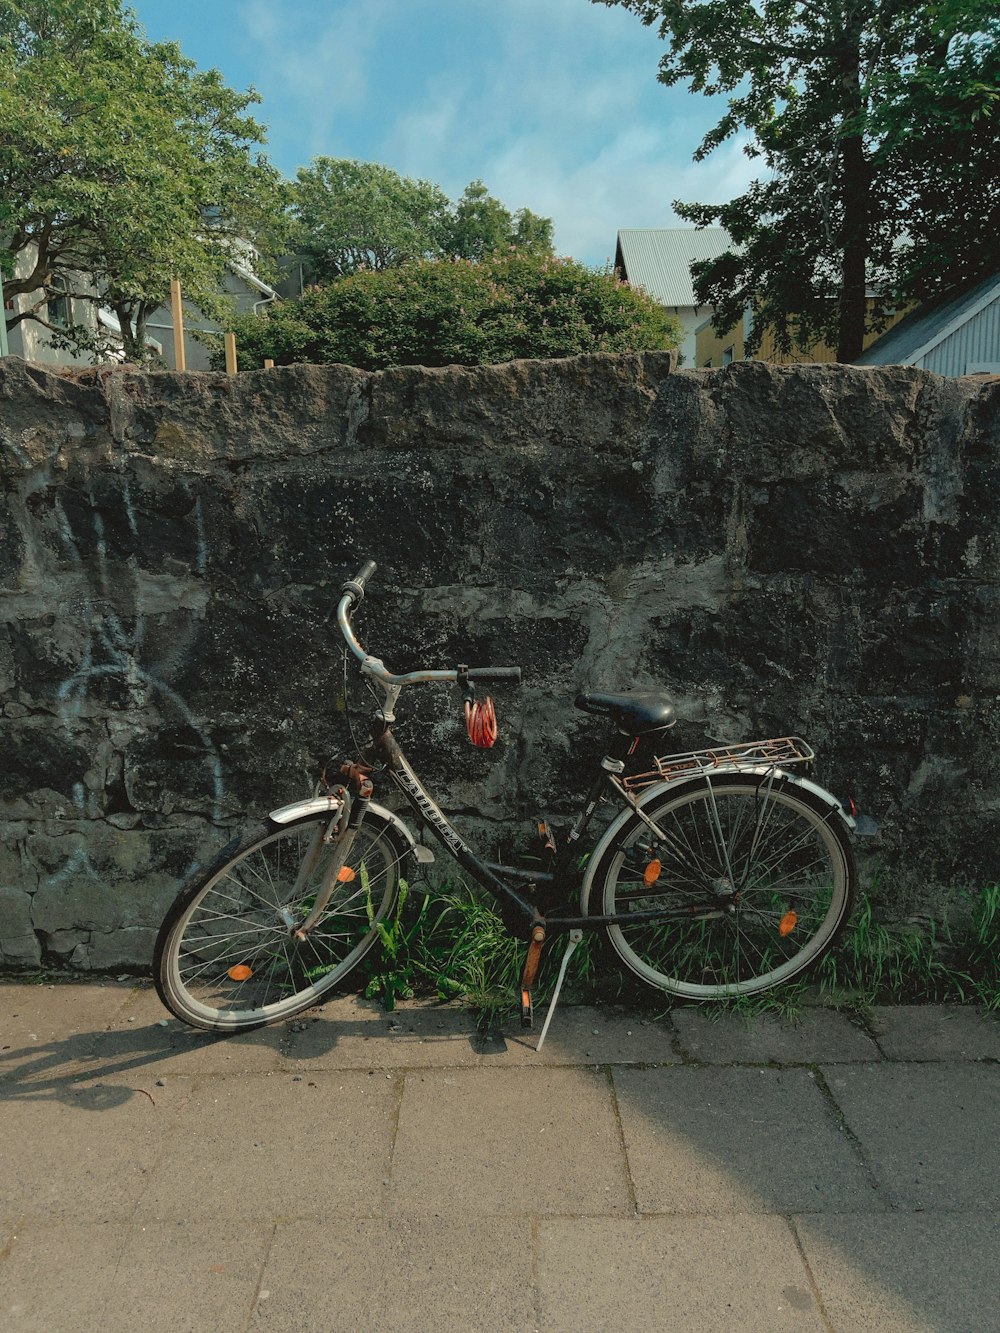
[154,559,859,1047]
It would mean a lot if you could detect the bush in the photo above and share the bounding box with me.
[218,252,679,371]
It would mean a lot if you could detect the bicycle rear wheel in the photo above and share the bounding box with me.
[154,811,409,1031]
[586,774,856,1000]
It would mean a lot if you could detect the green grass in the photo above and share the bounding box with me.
[358,879,595,1028]
[816,883,1000,1012]
[355,878,1000,1023]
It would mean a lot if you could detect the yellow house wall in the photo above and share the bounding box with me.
[696,305,909,367]
[695,320,745,367]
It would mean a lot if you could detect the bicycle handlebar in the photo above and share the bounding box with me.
[337,560,522,688]
[341,559,377,604]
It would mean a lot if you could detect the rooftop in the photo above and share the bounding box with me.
[856,271,1000,366]
[615,228,732,307]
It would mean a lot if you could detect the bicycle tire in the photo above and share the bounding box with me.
[154,810,409,1031]
[584,773,856,1000]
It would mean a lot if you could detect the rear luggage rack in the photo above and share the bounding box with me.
[625,736,815,791]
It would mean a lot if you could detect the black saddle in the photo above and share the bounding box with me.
[574,690,676,735]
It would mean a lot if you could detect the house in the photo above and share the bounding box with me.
[1,241,279,371]
[695,303,909,369]
[1,248,161,365]
[855,272,1000,376]
[612,227,915,370]
[142,248,281,371]
[614,227,732,366]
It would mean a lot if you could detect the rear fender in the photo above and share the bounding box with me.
[580,765,854,914]
[629,767,857,832]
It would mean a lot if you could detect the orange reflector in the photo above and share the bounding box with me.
[779,911,798,937]
[228,964,253,981]
[337,866,356,883]
[643,859,662,886]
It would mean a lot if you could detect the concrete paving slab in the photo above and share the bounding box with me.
[390,1067,631,1217]
[869,1004,1000,1061]
[821,1062,1000,1209]
[102,1220,273,1332]
[0,1001,282,1098]
[0,981,134,1080]
[88,1017,286,1078]
[0,980,134,1034]
[136,1071,397,1222]
[0,1075,189,1223]
[613,1066,881,1214]
[0,1222,129,1332]
[537,1215,825,1331]
[251,1217,534,1332]
[281,997,680,1069]
[279,995,488,1069]
[795,1211,1000,1333]
[483,1005,680,1067]
[672,1007,880,1064]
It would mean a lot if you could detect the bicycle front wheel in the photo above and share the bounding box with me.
[587,774,856,1000]
[154,811,409,1031]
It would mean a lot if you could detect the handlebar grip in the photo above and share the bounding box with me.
[467,667,522,683]
[342,559,377,604]
[354,559,377,588]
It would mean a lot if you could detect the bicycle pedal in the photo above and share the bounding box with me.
[521,987,533,1029]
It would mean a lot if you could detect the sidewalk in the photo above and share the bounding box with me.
[2,981,999,1332]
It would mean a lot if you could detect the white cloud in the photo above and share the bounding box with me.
[482,129,760,263]
[236,0,761,262]
[242,0,397,164]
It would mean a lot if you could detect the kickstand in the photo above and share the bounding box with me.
[535,930,583,1052]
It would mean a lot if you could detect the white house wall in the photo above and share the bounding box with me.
[674,308,703,368]
[4,248,105,367]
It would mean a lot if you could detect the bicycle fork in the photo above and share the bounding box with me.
[293,768,373,938]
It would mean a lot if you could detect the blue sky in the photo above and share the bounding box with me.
[130,0,755,266]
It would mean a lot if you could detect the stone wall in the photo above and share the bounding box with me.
[2,352,998,968]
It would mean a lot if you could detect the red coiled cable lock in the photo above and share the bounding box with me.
[465,695,497,748]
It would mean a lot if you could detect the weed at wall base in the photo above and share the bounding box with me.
[356,878,1000,1023]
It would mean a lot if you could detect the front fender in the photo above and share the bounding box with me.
[267,796,434,863]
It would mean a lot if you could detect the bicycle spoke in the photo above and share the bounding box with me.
[599,777,854,999]
[157,815,405,1029]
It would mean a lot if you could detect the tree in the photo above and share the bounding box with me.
[0,0,288,361]
[445,180,554,261]
[597,0,1000,362]
[292,158,450,281]
[873,6,1000,306]
[216,252,679,371]
[292,159,554,280]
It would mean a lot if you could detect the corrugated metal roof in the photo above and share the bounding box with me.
[616,228,733,307]
[856,272,1000,367]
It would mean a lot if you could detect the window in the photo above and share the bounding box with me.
[722,345,735,366]
[47,274,71,326]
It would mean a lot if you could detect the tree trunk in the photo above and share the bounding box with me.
[836,18,869,362]
[114,301,142,362]
[133,303,149,362]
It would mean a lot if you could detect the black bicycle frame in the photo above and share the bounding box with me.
[362,720,696,940]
